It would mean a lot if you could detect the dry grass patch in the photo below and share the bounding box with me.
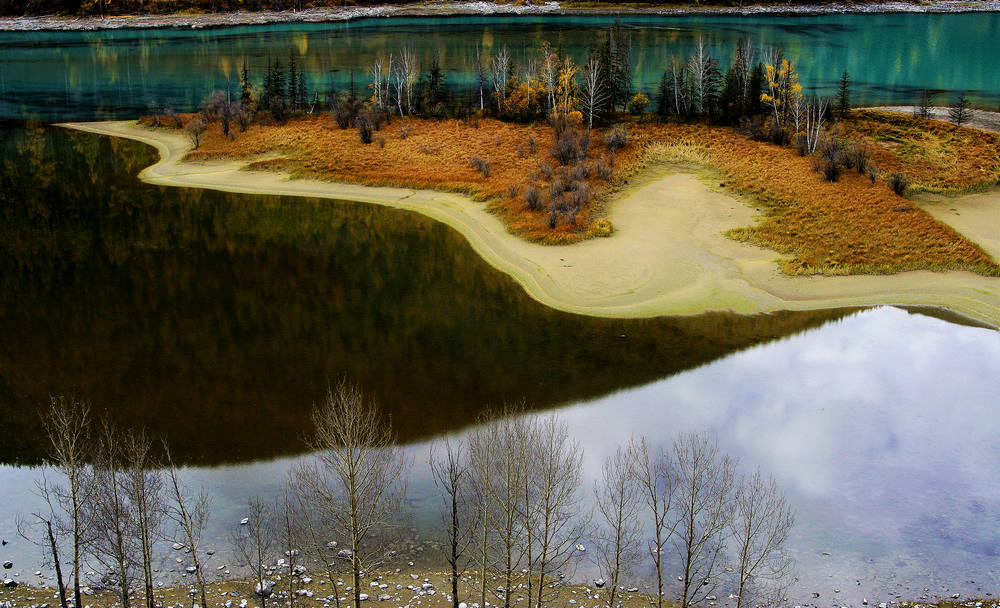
[844,109,1000,193]
[178,114,639,244]
[145,114,1000,276]
[627,122,999,276]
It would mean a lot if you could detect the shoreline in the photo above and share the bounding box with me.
[59,120,1000,329]
[5,0,1000,31]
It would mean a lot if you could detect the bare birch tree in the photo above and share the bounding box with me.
[627,437,677,608]
[488,412,528,608]
[473,44,487,112]
[399,46,418,115]
[672,432,736,608]
[526,415,587,608]
[540,43,558,115]
[804,95,829,155]
[491,45,511,114]
[468,413,498,608]
[121,428,163,608]
[90,420,139,608]
[594,445,641,608]
[289,380,409,608]
[44,395,96,608]
[729,469,795,608]
[163,444,211,608]
[16,478,71,608]
[369,54,387,107]
[429,438,475,608]
[231,496,276,608]
[580,56,606,130]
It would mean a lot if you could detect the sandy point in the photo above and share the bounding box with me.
[60,120,1000,330]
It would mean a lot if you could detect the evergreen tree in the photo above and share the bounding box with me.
[656,71,671,118]
[719,63,742,125]
[298,73,308,113]
[949,91,972,126]
[747,62,766,117]
[420,48,448,116]
[836,69,851,119]
[240,58,253,108]
[914,89,933,119]
[288,52,298,110]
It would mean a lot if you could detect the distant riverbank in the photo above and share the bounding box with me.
[58,120,1000,329]
[3,0,1000,31]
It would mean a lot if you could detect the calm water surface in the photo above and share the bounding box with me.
[1,11,1000,603]
[1,12,999,120]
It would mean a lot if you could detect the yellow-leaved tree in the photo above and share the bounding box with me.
[760,50,803,128]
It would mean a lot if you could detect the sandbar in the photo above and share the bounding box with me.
[60,120,1000,329]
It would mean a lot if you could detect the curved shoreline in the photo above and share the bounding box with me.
[5,0,1000,31]
[60,120,1000,329]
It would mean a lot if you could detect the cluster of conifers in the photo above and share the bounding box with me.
[20,381,795,608]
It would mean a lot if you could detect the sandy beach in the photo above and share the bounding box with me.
[60,120,1000,328]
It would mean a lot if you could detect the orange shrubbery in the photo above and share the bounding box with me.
[151,112,1000,276]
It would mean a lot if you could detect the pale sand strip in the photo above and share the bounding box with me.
[60,121,1000,329]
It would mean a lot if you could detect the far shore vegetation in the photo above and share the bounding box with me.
[0,0,932,18]
[141,30,1000,277]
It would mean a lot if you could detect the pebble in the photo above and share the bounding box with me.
[240,518,249,525]
[1,562,11,570]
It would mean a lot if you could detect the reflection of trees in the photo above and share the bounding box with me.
[0,126,853,466]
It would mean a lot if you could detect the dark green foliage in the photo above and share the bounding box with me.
[599,23,632,113]
[240,59,253,108]
[949,92,972,126]
[836,70,851,120]
[287,52,298,110]
[420,49,448,118]
[914,89,934,119]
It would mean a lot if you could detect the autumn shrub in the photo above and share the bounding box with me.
[822,159,841,182]
[507,184,519,198]
[794,133,809,157]
[524,185,542,210]
[399,125,409,139]
[537,161,554,180]
[604,125,629,153]
[888,172,910,196]
[741,115,767,142]
[376,136,386,149]
[594,157,612,181]
[470,154,492,177]
[357,117,373,144]
[553,128,590,165]
[528,135,537,154]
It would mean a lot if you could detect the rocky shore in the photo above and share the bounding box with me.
[2,0,1000,31]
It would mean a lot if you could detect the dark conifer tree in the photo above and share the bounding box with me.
[836,69,851,119]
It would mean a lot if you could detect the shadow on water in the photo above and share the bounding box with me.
[0,123,860,466]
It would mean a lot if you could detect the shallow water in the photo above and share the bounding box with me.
[1,12,999,121]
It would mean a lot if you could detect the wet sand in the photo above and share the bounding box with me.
[60,120,1000,329]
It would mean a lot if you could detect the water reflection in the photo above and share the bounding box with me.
[1,13,998,121]
[0,124,851,466]
[2,307,998,605]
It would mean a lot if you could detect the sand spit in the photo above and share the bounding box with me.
[60,120,1000,329]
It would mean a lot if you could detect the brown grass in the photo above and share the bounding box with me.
[145,112,1000,277]
[844,109,1000,194]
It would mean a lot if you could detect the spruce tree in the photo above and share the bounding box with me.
[949,91,972,126]
[287,52,298,110]
[836,69,851,119]
[240,59,253,108]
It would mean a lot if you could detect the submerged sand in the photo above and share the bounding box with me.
[61,121,1000,329]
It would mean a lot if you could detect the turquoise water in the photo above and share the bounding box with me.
[1,12,998,121]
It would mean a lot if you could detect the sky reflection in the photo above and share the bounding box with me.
[2,306,999,605]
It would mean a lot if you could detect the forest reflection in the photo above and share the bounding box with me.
[0,124,854,466]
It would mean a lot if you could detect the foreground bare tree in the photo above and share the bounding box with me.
[429,438,475,608]
[290,381,409,608]
[120,428,164,608]
[594,445,641,608]
[467,413,498,608]
[729,469,795,608]
[90,421,139,608]
[580,56,606,131]
[44,396,96,608]
[627,437,677,608]
[672,432,736,608]
[232,496,276,608]
[164,445,211,608]
[526,415,587,608]
[16,487,70,608]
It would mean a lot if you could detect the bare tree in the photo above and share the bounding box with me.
[43,395,96,608]
[580,56,606,131]
[540,43,558,115]
[467,413,498,608]
[627,437,677,608]
[291,491,346,608]
[290,380,409,608]
[369,54,387,107]
[594,445,641,608]
[526,415,587,608]
[429,438,475,608]
[163,444,211,608]
[474,44,487,112]
[950,91,973,126]
[804,95,829,155]
[488,412,528,608]
[232,497,276,608]
[16,481,70,608]
[729,469,795,608]
[399,46,418,115]
[686,36,720,116]
[491,45,511,114]
[120,428,164,608]
[672,432,736,608]
[90,420,139,608]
